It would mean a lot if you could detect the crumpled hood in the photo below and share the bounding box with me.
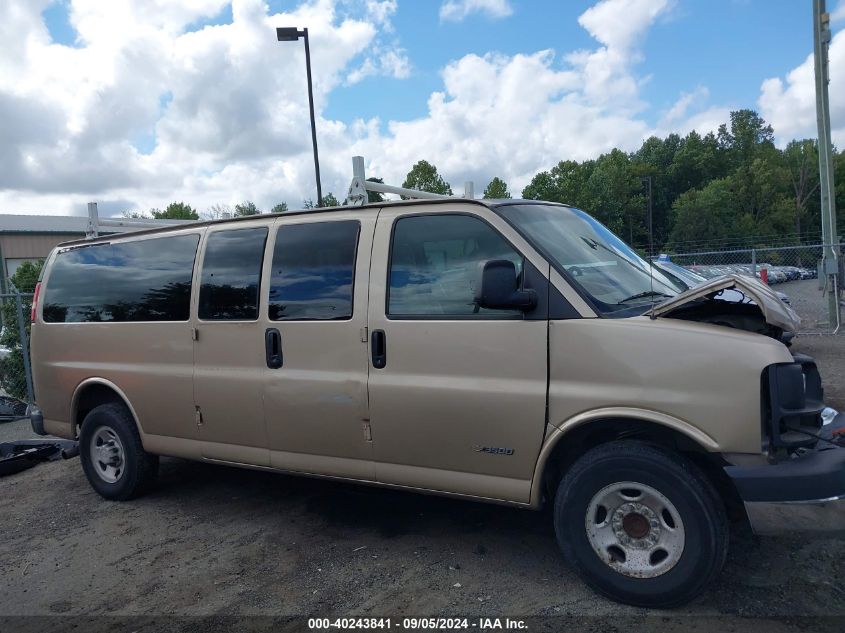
[652,274,801,333]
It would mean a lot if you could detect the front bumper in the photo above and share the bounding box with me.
[725,412,845,535]
[741,494,845,535]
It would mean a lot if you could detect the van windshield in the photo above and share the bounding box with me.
[495,204,678,314]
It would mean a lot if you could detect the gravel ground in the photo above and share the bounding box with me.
[1,447,844,625]
[779,277,843,334]
[1,291,843,629]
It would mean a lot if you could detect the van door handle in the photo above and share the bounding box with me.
[371,329,386,369]
[265,328,283,369]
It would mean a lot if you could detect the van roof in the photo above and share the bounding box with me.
[56,198,557,249]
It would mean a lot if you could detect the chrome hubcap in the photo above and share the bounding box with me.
[585,482,685,578]
[90,427,125,484]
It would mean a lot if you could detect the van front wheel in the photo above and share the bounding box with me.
[79,403,158,500]
[553,440,728,608]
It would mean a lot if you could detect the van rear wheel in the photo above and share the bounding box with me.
[553,440,728,608]
[79,403,158,500]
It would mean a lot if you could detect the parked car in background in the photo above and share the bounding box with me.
[676,261,815,286]
[0,395,28,422]
[653,258,792,306]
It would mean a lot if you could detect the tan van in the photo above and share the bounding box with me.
[29,199,845,607]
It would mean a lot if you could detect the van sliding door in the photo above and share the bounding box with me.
[261,212,377,481]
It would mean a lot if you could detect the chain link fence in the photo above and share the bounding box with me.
[663,243,844,334]
[0,290,34,422]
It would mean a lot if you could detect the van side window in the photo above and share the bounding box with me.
[268,221,359,321]
[198,227,268,321]
[388,214,523,317]
[42,234,200,323]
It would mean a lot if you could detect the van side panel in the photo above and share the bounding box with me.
[33,321,197,440]
[547,316,795,454]
[31,228,204,444]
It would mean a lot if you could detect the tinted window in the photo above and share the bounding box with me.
[43,234,200,323]
[199,228,268,320]
[269,221,359,321]
[388,214,522,317]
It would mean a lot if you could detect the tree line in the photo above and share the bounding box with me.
[520,109,845,252]
[124,109,844,253]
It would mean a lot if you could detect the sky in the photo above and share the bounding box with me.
[1,0,844,216]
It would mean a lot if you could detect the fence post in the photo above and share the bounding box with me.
[751,248,756,277]
[12,287,35,405]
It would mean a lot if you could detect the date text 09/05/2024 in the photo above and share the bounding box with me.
[308,617,528,630]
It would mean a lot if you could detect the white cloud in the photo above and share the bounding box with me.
[439,0,513,23]
[0,0,742,215]
[0,0,407,212]
[346,43,410,84]
[758,29,845,147]
[659,86,709,126]
[365,0,398,30]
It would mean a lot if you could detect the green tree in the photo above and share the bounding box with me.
[482,177,511,199]
[835,149,845,237]
[0,260,44,401]
[586,149,642,240]
[631,134,684,245]
[729,151,789,228]
[668,130,728,194]
[233,201,260,216]
[667,179,737,250]
[782,139,820,240]
[270,202,289,213]
[718,109,776,169]
[521,159,595,209]
[510,108,834,250]
[320,193,341,207]
[151,202,199,220]
[402,160,452,198]
[366,177,386,203]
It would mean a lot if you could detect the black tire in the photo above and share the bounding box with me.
[554,440,728,608]
[79,402,158,500]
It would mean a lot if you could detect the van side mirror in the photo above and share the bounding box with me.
[475,260,537,311]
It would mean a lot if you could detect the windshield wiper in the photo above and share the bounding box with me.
[619,290,672,304]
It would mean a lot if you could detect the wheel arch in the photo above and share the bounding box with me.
[71,378,143,439]
[530,409,742,517]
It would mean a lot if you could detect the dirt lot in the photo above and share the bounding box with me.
[1,296,844,629]
[2,437,845,626]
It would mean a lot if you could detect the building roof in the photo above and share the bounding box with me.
[0,214,191,235]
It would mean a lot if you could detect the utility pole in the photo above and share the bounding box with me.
[813,0,840,328]
[641,176,654,258]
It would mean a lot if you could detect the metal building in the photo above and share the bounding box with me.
[0,214,187,291]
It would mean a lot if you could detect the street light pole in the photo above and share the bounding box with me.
[277,27,323,208]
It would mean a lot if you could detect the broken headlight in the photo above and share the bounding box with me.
[763,353,825,450]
